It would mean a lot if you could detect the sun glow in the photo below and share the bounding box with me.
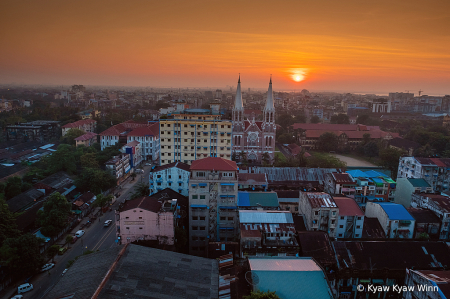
[289,69,308,83]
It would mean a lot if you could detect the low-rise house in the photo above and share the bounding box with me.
[333,196,364,238]
[347,169,396,206]
[237,173,268,191]
[237,191,279,210]
[299,192,338,237]
[248,257,334,299]
[239,210,298,256]
[324,172,356,198]
[276,190,300,213]
[116,196,177,247]
[149,161,190,196]
[7,189,44,213]
[365,202,415,238]
[407,207,441,239]
[395,178,433,208]
[74,132,98,147]
[410,193,450,240]
[61,119,96,136]
[403,270,450,299]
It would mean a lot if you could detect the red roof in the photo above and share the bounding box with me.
[62,119,96,129]
[333,196,364,216]
[124,140,140,147]
[287,143,302,156]
[120,196,163,213]
[331,173,356,184]
[244,120,263,131]
[127,123,159,137]
[190,157,237,171]
[74,132,98,141]
[99,121,158,137]
[293,123,359,131]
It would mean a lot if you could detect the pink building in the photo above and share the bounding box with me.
[116,196,177,246]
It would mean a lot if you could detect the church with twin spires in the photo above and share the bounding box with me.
[232,75,276,163]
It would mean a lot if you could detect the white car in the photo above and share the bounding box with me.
[145,163,151,166]
[17,283,33,294]
[62,268,68,276]
[11,295,24,299]
[104,220,113,227]
[75,230,85,237]
[41,263,55,272]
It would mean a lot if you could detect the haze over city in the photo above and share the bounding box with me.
[1,0,450,95]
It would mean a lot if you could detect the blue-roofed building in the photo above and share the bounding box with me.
[248,257,334,299]
[347,169,396,207]
[237,191,279,210]
[365,202,415,238]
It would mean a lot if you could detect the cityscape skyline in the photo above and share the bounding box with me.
[1,0,450,95]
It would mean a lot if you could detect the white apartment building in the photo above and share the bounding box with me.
[365,202,415,239]
[299,192,338,238]
[149,161,190,196]
[333,196,364,239]
[397,157,450,191]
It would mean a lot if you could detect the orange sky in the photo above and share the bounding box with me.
[1,0,450,94]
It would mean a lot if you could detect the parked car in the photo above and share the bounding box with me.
[17,283,33,294]
[145,163,151,166]
[75,230,85,237]
[71,236,78,244]
[61,268,68,276]
[104,220,113,227]
[41,263,55,272]
[58,247,68,255]
[11,295,24,299]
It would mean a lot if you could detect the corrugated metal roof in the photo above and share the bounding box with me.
[249,257,321,271]
[250,167,337,183]
[239,210,293,224]
[304,192,337,208]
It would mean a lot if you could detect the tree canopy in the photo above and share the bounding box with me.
[244,290,281,299]
[330,113,350,124]
[61,128,85,145]
[0,198,21,244]
[75,167,116,194]
[379,148,404,179]
[310,115,320,124]
[316,132,339,152]
[37,192,71,237]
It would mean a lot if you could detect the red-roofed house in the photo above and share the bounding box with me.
[74,132,98,147]
[99,121,160,162]
[324,172,357,198]
[334,196,364,239]
[61,119,96,136]
[189,157,239,257]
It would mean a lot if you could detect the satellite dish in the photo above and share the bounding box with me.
[245,271,260,286]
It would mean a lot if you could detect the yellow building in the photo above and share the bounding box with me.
[159,111,232,165]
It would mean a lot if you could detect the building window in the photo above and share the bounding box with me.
[339,234,343,237]
[178,183,182,186]
[192,226,198,230]
[227,217,233,221]
[295,207,298,211]
[200,216,205,220]
[357,216,362,220]
[200,226,206,230]
[355,234,359,237]
[356,225,360,229]
[126,227,129,229]
[192,195,198,199]
[139,217,142,219]
[339,225,344,228]
[200,195,206,199]
[197,172,205,177]
[340,216,345,220]
[192,236,198,241]
[139,227,143,229]
[314,211,319,216]
[220,216,226,221]
[331,220,335,224]
[199,237,206,241]
[332,211,336,216]
[192,216,198,220]
[125,217,129,219]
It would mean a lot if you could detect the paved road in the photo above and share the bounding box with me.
[330,154,377,167]
[3,164,152,299]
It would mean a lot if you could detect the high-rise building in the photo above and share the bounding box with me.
[159,112,232,166]
[188,157,239,257]
[232,75,276,163]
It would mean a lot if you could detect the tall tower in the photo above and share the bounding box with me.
[232,74,244,131]
[263,76,275,130]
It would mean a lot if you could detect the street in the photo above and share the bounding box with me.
[2,165,151,299]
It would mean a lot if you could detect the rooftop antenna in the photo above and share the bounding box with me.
[419,90,423,96]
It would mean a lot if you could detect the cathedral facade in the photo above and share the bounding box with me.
[232,76,276,163]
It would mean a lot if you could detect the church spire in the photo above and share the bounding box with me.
[265,75,274,110]
[234,74,243,110]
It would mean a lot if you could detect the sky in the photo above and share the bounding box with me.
[1,0,450,95]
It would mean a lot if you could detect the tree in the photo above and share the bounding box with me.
[0,233,44,278]
[379,148,404,179]
[4,176,22,200]
[80,152,100,169]
[47,245,60,260]
[47,144,77,175]
[362,133,371,146]
[306,153,346,168]
[93,194,113,208]
[131,183,150,199]
[277,114,294,130]
[330,113,350,124]
[239,151,248,163]
[65,235,73,244]
[75,168,116,194]
[277,133,295,144]
[415,144,435,157]
[310,115,320,124]
[37,192,71,237]
[244,290,281,299]
[61,128,85,145]
[316,132,339,152]
[364,141,379,157]
[0,198,20,244]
